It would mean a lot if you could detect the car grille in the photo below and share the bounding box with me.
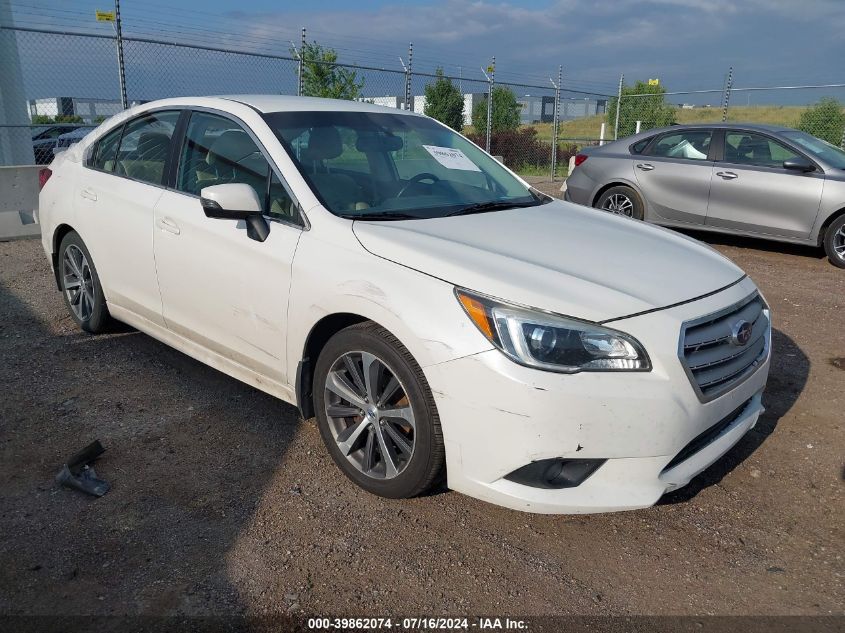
[680,292,770,401]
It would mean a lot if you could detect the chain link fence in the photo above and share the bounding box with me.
[2,25,845,182]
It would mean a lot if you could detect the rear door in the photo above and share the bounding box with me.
[74,110,181,326]
[705,130,825,239]
[633,128,715,224]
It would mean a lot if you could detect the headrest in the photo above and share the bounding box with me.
[136,132,170,158]
[207,130,257,166]
[302,126,343,161]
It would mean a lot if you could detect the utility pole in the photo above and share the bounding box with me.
[613,73,623,140]
[549,65,562,181]
[721,66,733,122]
[481,57,495,152]
[114,0,128,109]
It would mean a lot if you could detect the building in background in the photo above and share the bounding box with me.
[28,97,138,123]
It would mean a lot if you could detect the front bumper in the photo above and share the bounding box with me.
[425,277,770,514]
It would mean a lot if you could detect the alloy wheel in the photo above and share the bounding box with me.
[62,244,95,321]
[323,351,416,480]
[602,193,634,216]
[834,225,845,261]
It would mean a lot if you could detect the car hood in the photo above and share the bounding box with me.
[352,200,745,322]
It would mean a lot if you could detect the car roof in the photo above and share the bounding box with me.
[218,94,419,115]
[634,122,796,136]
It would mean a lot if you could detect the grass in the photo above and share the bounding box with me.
[507,105,818,144]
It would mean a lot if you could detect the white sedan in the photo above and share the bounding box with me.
[38,96,771,513]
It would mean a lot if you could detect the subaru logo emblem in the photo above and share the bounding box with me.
[730,320,753,346]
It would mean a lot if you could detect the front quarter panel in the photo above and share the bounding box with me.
[286,213,494,379]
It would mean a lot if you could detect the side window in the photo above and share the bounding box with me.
[177,111,268,201]
[648,130,712,161]
[724,131,799,168]
[115,111,180,186]
[91,125,123,172]
[268,172,301,224]
[631,137,652,154]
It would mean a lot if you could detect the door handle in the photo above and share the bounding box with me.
[157,217,181,235]
[80,187,97,201]
[636,163,655,171]
[716,171,738,180]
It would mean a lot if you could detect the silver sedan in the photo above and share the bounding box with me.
[564,123,845,268]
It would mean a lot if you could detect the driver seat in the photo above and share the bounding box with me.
[302,126,363,211]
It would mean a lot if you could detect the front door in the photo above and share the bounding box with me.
[153,110,304,384]
[706,130,825,239]
[633,128,715,225]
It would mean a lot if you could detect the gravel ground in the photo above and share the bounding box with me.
[0,217,843,621]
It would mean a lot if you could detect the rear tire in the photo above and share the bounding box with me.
[313,322,445,499]
[823,215,845,269]
[595,186,644,220]
[58,231,112,333]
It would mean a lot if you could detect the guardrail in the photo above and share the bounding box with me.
[0,165,41,240]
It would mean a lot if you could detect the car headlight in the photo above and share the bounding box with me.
[456,289,651,373]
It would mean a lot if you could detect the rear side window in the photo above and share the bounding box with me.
[630,137,652,154]
[114,111,180,186]
[91,126,123,171]
[648,130,712,161]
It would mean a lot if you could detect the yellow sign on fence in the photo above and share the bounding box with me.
[648,78,660,86]
[95,10,115,22]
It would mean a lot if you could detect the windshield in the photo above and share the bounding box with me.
[782,130,845,169]
[262,110,546,219]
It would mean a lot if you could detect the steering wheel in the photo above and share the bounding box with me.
[397,172,440,198]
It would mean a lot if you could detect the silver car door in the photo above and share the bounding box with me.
[633,128,714,224]
[706,130,825,239]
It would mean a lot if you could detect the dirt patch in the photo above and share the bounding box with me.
[0,233,842,618]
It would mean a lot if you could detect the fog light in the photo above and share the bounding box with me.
[504,458,605,489]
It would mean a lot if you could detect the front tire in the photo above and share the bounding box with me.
[823,215,845,269]
[595,185,645,220]
[313,322,445,499]
[58,231,111,333]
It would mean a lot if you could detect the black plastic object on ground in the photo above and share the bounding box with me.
[55,440,110,497]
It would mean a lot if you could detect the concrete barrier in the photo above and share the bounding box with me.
[0,165,41,240]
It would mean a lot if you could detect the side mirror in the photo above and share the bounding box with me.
[200,183,269,242]
[782,157,815,173]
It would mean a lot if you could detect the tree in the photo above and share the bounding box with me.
[606,80,676,138]
[423,69,465,131]
[295,41,364,100]
[54,114,83,124]
[798,98,845,145]
[31,114,54,124]
[471,86,521,133]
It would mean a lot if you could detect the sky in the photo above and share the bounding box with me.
[6,0,845,102]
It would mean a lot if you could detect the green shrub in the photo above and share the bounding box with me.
[798,98,845,145]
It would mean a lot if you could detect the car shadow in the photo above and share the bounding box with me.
[673,228,826,261]
[0,278,303,624]
[660,327,809,504]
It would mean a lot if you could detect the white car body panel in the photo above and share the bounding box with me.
[38,95,771,514]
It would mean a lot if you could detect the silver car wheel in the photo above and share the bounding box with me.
[834,225,845,261]
[602,193,634,217]
[323,351,416,480]
[62,244,95,321]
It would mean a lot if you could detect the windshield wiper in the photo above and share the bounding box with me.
[344,211,420,221]
[445,199,542,217]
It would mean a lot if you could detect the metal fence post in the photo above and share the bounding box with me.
[405,43,413,110]
[114,0,128,109]
[613,73,623,140]
[297,27,306,97]
[550,65,561,181]
[722,66,733,122]
[485,57,495,152]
